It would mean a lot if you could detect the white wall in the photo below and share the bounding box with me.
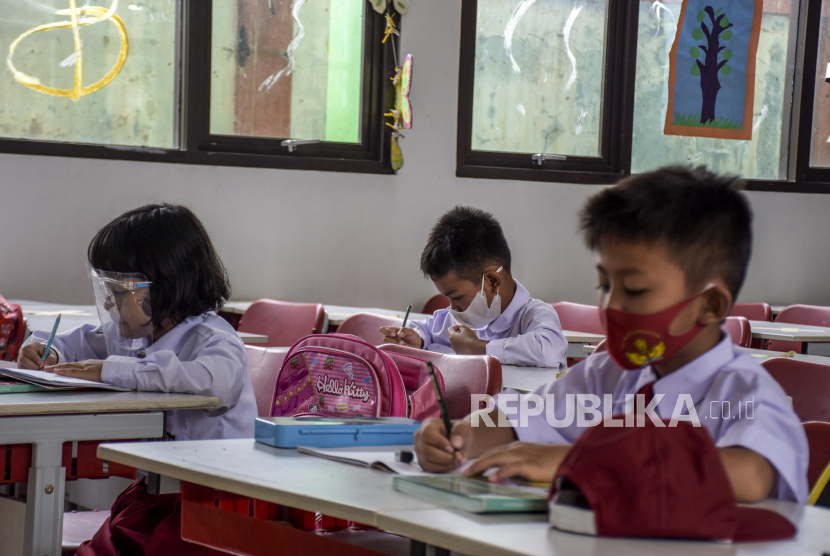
[1,2,829,310]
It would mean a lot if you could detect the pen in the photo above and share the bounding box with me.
[40,313,61,370]
[399,305,412,334]
[426,361,455,451]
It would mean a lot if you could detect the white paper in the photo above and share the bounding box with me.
[297,445,474,476]
[0,368,129,391]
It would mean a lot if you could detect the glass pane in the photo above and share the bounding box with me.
[809,1,830,167]
[631,0,796,180]
[210,0,364,143]
[471,0,608,157]
[0,0,176,148]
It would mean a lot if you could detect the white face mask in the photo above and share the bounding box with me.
[448,267,503,330]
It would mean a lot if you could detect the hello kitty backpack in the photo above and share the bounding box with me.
[269,333,445,421]
[0,296,25,362]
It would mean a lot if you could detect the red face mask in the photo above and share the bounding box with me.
[600,290,710,371]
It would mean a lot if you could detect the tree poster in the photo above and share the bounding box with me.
[664,0,763,140]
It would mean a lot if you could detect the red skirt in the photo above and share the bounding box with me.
[75,482,224,556]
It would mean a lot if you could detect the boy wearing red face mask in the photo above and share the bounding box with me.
[414,167,807,504]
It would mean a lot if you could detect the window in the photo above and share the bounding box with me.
[0,0,397,174]
[458,0,830,193]
[457,0,638,183]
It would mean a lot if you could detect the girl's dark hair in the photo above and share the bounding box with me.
[88,204,231,328]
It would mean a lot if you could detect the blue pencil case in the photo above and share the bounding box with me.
[255,416,422,448]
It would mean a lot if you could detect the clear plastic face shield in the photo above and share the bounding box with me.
[86,264,153,357]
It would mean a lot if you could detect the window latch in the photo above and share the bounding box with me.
[531,154,567,166]
[281,139,320,153]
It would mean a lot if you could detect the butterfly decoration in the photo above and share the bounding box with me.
[385,54,413,171]
[369,0,408,15]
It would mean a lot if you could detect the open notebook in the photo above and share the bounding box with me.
[296,445,453,476]
[0,365,130,391]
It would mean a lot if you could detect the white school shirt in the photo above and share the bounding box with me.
[25,312,257,441]
[495,336,809,503]
[409,280,567,368]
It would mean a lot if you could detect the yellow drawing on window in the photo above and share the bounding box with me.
[6,0,129,101]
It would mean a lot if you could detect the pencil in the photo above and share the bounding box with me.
[399,305,412,333]
[426,361,454,443]
[40,313,61,370]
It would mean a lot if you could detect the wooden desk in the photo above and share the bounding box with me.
[749,321,830,355]
[0,392,218,556]
[221,301,429,327]
[12,300,268,345]
[98,439,830,556]
[772,305,786,317]
[502,366,561,393]
[582,344,830,366]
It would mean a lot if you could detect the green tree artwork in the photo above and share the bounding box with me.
[690,6,734,124]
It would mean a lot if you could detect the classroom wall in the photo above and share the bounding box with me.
[1,2,829,310]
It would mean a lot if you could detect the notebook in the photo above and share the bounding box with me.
[392,475,549,513]
[297,445,438,475]
[0,367,130,391]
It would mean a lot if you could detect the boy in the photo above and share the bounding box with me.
[381,206,567,368]
[414,168,808,504]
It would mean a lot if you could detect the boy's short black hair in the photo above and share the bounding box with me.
[580,166,752,298]
[420,206,512,282]
[88,204,231,328]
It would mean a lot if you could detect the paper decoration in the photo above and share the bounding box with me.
[385,54,413,171]
[7,0,129,100]
[369,0,408,15]
[664,0,762,140]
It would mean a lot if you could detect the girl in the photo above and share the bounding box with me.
[19,203,257,556]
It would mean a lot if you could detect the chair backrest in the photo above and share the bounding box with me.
[238,299,327,348]
[804,421,830,490]
[337,312,403,346]
[378,344,502,419]
[730,302,772,322]
[422,294,450,315]
[246,345,288,417]
[551,302,603,335]
[762,358,830,423]
[722,316,751,348]
[769,305,830,353]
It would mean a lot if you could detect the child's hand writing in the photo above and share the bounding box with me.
[448,325,488,355]
[414,418,472,472]
[46,360,104,383]
[379,326,424,348]
[18,343,58,369]
[462,442,570,484]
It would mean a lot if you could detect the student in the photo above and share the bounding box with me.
[414,168,808,504]
[19,203,256,555]
[380,206,567,368]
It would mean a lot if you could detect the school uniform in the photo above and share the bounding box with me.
[26,312,256,556]
[496,335,809,503]
[409,280,567,368]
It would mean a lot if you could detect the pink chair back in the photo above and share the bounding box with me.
[730,303,772,322]
[337,312,403,346]
[379,344,502,419]
[246,345,288,417]
[723,316,751,348]
[805,421,830,490]
[762,358,830,423]
[238,299,327,348]
[552,302,603,335]
[769,305,830,354]
[422,294,450,315]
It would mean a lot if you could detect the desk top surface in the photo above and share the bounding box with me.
[99,439,830,556]
[0,390,218,416]
[748,321,830,342]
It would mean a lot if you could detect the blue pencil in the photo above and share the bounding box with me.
[40,314,61,370]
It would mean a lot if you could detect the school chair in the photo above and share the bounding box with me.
[723,316,752,348]
[237,299,328,348]
[552,302,603,366]
[804,422,830,492]
[421,294,450,315]
[246,346,289,417]
[337,313,403,346]
[762,358,830,423]
[378,344,502,419]
[730,302,772,322]
[768,304,830,354]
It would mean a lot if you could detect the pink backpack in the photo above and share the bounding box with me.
[269,333,444,421]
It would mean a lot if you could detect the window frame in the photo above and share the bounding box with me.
[457,0,830,194]
[0,0,398,175]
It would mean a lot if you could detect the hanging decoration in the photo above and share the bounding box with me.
[386,53,413,171]
[7,0,129,101]
[664,0,762,140]
[369,0,408,15]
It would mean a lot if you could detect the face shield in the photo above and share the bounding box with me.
[86,264,153,357]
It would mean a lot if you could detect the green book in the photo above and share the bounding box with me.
[0,380,52,394]
[392,475,548,513]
